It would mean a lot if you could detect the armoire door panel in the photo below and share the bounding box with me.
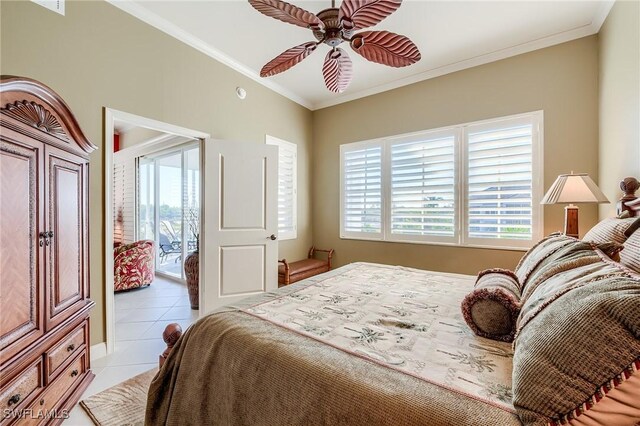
[0,137,44,361]
[45,146,87,330]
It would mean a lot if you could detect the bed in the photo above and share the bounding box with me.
[146,178,640,426]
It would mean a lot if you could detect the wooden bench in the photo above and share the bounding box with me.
[278,246,334,286]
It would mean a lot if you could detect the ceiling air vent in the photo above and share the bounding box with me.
[31,0,65,16]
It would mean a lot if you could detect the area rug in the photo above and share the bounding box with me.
[80,368,157,426]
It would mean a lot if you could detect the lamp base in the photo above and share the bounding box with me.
[564,204,579,239]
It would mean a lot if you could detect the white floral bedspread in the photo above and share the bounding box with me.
[244,263,515,412]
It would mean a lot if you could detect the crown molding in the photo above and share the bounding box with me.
[312,5,615,110]
[107,0,615,112]
[590,0,616,32]
[105,0,313,110]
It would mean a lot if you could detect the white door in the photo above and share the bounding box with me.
[200,139,278,313]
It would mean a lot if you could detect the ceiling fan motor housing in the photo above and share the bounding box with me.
[313,8,352,47]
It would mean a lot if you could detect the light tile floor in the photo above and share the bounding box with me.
[66,277,198,425]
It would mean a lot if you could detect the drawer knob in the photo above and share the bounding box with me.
[67,343,75,352]
[70,369,79,377]
[8,394,21,406]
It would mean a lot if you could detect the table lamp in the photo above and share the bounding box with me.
[541,172,609,238]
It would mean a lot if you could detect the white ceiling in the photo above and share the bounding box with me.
[109,0,614,110]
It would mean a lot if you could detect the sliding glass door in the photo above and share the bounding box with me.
[137,143,200,280]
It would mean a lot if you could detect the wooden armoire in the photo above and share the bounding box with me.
[0,76,96,424]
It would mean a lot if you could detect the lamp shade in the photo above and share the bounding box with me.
[541,173,610,204]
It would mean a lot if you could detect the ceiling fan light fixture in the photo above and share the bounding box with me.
[249,0,421,93]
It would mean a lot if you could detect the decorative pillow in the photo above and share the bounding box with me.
[515,234,629,300]
[512,269,640,426]
[461,269,521,342]
[620,230,640,273]
[582,217,637,244]
[624,216,640,238]
[593,241,625,262]
[515,233,575,286]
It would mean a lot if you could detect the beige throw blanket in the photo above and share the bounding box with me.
[146,263,522,426]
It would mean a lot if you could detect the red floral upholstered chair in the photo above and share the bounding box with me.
[114,240,155,292]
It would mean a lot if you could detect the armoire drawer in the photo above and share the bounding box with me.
[20,352,87,426]
[44,322,86,380]
[0,358,44,413]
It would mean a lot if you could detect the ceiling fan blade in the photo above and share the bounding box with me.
[350,30,420,67]
[339,0,402,31]
[323,48,353,93]
[249,0,324,30]
[260,42,318,77]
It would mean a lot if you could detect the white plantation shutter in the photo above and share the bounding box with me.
[465,114,541,247]
[339,111,542,248]
[113,156,136,244]
[266,136,297,240]
[341,142,383,239]
[389,131,457,242]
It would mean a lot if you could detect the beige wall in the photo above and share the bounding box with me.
[313,36,600,275]
[598,0,640,218]
[0,0,314,345]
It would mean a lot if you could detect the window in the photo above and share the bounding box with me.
[267,136,297,240]
[340,111,543,249]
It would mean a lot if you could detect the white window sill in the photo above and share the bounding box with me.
[339,235,530,252]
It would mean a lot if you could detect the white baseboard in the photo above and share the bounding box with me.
[90,342,107,362]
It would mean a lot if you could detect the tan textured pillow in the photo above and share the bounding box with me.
[461,269,521,342]
[582,217,637,244]
[620,231,640,273]
[512,255,640,426]
[515,233,575,286]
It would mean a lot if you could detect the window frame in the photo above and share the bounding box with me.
[339,111,544,251]
[266,135,297,241]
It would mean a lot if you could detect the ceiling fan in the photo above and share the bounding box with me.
[249,0,421,93]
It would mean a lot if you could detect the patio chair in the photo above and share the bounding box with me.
[159,232,181,263]
[161,220,181,243]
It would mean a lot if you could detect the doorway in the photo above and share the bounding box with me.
[104,109,209,355]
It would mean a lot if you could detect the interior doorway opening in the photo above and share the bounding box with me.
[104,108,209,355]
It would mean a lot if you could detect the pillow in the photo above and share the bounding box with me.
[596,241,625,262]
[620,231,640,273]
[461,269,521,342]
[624,216,640,238]
[582,217,637,244]
[515,233,629,299]
[512,265,640,426]
[515,233,575,286]
[519,239,606,308]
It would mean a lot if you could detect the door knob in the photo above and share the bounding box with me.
[268,234,277,241]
